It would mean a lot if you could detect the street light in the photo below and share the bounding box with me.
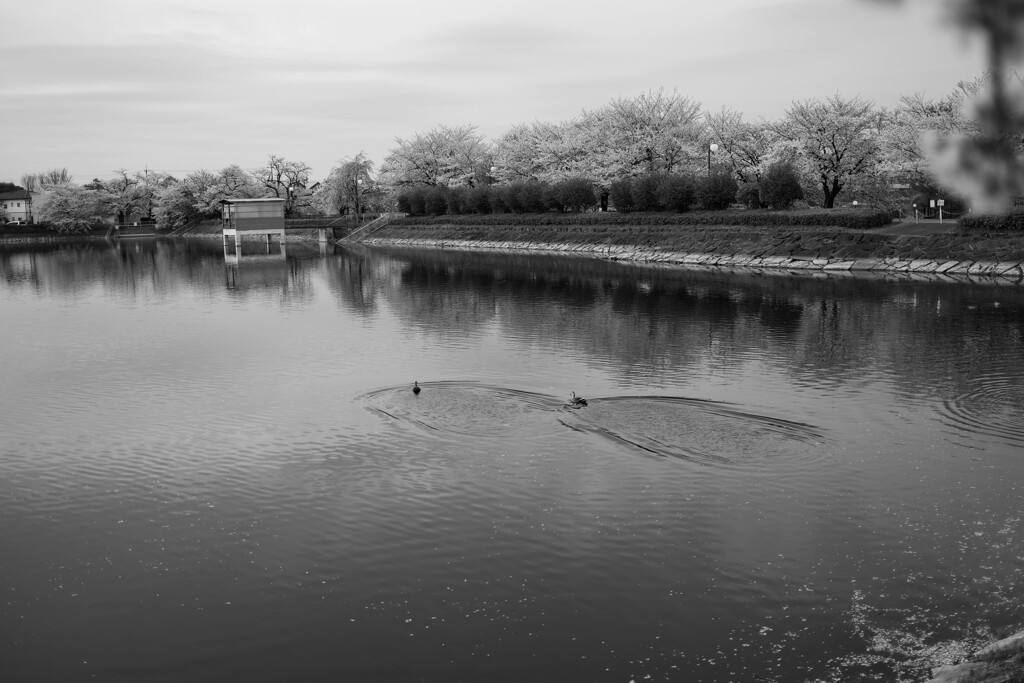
[356,178,363,223]
[707,143,718,176]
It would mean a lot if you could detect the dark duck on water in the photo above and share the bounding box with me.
[412,381,421,395]
[569,391,587,407]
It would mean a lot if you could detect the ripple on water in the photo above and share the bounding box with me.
[558,395,828,470]
[361,384,828,472]
[939,371,1024,449]
[359,381,566,440]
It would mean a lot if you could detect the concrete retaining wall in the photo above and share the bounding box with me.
[362,235,1024,284]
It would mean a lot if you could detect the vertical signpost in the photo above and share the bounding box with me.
[937,199,945,224]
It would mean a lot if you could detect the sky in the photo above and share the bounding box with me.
[0,0,988,185]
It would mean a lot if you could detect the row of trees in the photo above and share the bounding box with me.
[7,0,1017,231]
[380,0,1024,215]
[153,156,320,230]
[379,85,988,215]
[19,155,383,232]
[10,77,1009,230]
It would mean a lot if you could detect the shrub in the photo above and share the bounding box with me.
[697,170,738,211]
[958,210,1024,233]
[515,181,546,213]
[736,183,762,209]
[609,179,634,213]
[445,186,469,215]
[424,187,448,216]
[542,184,565,212]
[467,186,492,214]
[759,162,804,209]
[556,178,597,212]
[496,184,520,213]
[631,174,663,212]
[406,187,427,216]
[397,193,412,214]
[656,174,695,212]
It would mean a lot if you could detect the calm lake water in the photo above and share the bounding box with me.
[1,238,1023,682]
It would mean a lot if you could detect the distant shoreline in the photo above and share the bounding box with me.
[359,220,1024,283]
[4,219,1023,283]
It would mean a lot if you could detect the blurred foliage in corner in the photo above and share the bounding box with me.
[872,0,1024,212]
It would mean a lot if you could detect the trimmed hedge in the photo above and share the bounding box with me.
[391,208,892,230]
[958,210,1024,233]
[0,222,109,236]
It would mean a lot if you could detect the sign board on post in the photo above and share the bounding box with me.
[937,199,945,207]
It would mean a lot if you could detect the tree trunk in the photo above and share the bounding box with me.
[822,179,842,208]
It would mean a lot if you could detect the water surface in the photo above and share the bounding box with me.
[1,239,1022,682]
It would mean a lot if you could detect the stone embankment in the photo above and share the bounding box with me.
[362,224,1024,283]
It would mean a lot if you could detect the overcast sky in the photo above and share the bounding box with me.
[0,0,986,184]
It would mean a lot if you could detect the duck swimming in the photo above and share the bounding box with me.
[412,381,421,395]
[569,391,587,407]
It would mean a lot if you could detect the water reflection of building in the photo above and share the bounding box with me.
[223,244,289,290]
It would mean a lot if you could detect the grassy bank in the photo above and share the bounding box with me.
[369,216,1024,264]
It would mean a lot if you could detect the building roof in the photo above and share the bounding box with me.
[0,189,31,201]
[219,197,286,204]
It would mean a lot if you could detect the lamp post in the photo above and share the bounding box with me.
[356,178,363,223]
[707,143,718,176]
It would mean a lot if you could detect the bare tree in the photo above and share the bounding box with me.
[19,168,72,192]
[41,168,72,187]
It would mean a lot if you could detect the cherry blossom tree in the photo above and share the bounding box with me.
[771,95,881,208]
[87,170,151,223]
[704,107,773,184]
[35,185,107,233]
[602,88,703,176]
[317,152,377,216]
[380,125,492,188]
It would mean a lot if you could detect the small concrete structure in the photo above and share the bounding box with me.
[116,223,157,238]
[220,198,286,253]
